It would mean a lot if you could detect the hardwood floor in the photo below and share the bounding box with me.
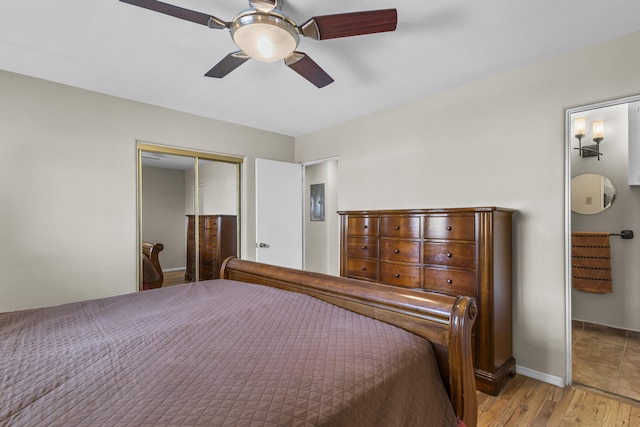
[162,269,190,287]
[478,375,640,426]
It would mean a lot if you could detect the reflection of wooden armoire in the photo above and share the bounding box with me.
[185,215,237,281]
[338,207,514,396]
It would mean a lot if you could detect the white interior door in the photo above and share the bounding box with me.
[255,158,302,269]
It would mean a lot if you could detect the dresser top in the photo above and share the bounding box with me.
[337,207,515,215]
[185,214,237,217]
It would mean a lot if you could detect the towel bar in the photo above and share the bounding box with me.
[610,230,634,239]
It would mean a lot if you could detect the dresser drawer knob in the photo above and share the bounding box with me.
[394,249,400,254]
[446,226,452,231]
[362,225,368,229]
[395,225,400,230]
[361,267,367,271]
[362,246,367,250]
[446,252,452,257]
[447,279,453,284]
[394,273,400,278]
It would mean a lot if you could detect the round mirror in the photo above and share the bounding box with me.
[571,173,616,214]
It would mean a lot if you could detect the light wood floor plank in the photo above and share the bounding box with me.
[596,395,620,427]
[162,270,188,287]
[478,397,510,426]
[629,404,640,426]
[545,386,576,427]
[506,380,550,426]
[577,391,601,425]
[530,384,569,427]
[491,377,539,426]
[559,388,589,426]
[477,375,640,427]
[615,402,632,427]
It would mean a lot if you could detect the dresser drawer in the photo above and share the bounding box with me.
[347,237,378,259]
[380,239,420,263]
[380,216,421,238]
[380,262,421,288]
[199,264,216,279]
[424,267,476,296]
[347,216,378,237]
[346,258,378,280]
[202,238,218,251]
[201,216,219,230]
[424,242,476,268]
[201,254,218,265]
[202,223,218,232]
[424,215,475,241]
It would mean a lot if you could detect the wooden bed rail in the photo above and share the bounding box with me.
[220,257,478,427]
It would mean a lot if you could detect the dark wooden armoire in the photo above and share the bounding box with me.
[185,214,237,281]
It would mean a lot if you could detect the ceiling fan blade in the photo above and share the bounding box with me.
[285,52,334,88]
[205,51,251,78]
[119,0,228,29]
[300,9,397,40]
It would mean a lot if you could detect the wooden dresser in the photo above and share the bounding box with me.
[338,207,514,395]
[185,215,237,281]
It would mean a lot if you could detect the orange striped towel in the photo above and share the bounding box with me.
[571,232,612,294]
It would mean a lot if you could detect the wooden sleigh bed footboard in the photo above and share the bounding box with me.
[220,257,479,427]
[142,242,164,290]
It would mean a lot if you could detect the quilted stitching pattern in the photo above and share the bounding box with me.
[0,280,457,426]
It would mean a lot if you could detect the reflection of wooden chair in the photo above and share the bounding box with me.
[142,242,164,290]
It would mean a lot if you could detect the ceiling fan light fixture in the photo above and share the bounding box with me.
[231,13,299,62]
[120,0,398,87]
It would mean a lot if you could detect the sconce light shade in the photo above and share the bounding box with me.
[574,118,604,160]
[582,120,604,161]
[592,120,604,142]
[574,118,586,137]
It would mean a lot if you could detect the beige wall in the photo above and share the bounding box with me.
[185,160,238,216]
[0,69,294,312]
[295,31,640,383]
[142,166,186,270]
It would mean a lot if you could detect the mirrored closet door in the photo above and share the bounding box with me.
[138,144,242,290]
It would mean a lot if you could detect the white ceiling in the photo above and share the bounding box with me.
[2,0,640,137]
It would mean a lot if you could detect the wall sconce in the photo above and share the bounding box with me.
[574,118,604,161]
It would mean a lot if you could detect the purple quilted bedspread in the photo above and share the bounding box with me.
[0,279,457,426]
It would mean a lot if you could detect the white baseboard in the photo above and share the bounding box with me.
[162,267,186,273]
[516,365,566,388]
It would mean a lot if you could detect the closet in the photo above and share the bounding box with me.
[138,144,242,288]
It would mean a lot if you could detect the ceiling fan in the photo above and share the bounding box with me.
[119,0,397,88]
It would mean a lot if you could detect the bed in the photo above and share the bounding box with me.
[0,257,477,427]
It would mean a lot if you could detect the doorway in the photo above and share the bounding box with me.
[254,157,339,275]
[303,158,339,275]
[137,143,242,290]
[565,95,640,399]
